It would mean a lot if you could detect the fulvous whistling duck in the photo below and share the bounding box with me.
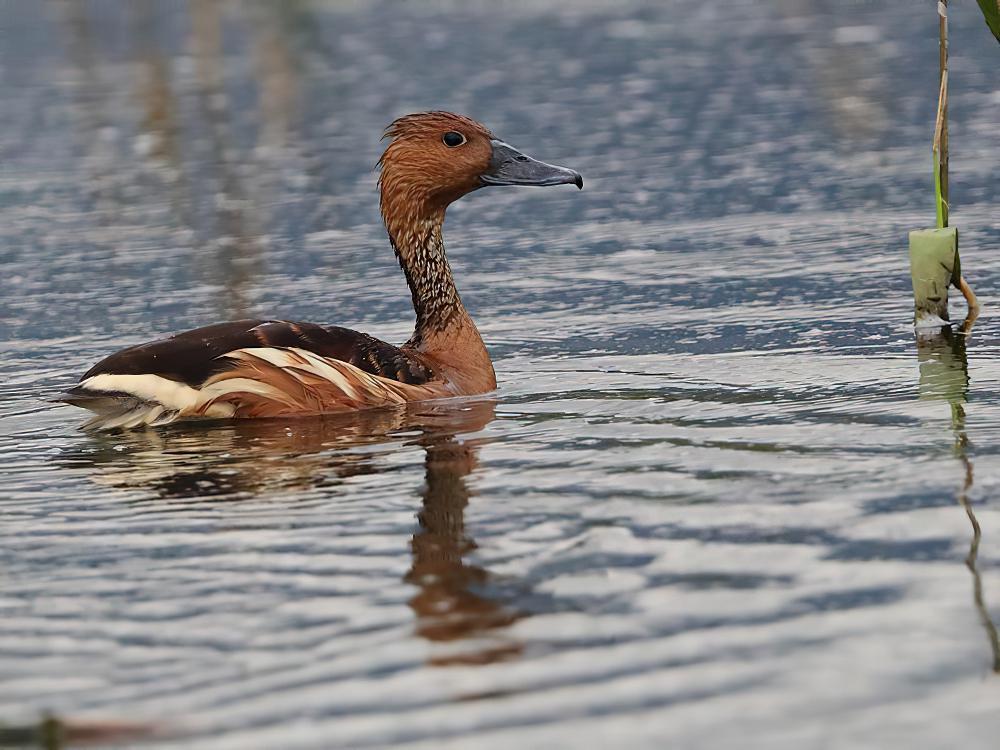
[62,112,582,429]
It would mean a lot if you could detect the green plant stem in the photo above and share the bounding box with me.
[935,0,949,229]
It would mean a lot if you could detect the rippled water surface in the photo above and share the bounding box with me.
[3,1,1000,747]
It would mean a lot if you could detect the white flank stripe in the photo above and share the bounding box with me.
[201,376,286,398]
[80,374,202,411]
[79,374,238,421]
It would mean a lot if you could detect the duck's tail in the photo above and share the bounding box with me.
[58,385,180,430]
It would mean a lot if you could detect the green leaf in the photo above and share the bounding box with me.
[977,0,1000,43]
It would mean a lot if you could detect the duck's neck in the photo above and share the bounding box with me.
[383,207,495,391]
[387,210,464,339]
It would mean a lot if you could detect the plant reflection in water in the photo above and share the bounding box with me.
[917,326,1000,672]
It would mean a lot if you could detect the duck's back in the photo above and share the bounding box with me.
[81,320,432,385]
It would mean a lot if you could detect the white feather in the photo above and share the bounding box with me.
[80,374,202,411]
[288,350,364,400]
[229,347,297,368]
[78,374,234,419]
[200,376,286,401]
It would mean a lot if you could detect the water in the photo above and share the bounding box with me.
[2,1,1000,747]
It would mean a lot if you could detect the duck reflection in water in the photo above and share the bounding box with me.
[58,399,523,665]
[406,425,524,666]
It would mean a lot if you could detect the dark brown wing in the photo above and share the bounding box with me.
[81,319,435,386]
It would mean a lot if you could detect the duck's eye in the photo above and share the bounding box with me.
[442,131,466,148]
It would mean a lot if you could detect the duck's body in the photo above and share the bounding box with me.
[62,112,581,429]
[64,320,453,429]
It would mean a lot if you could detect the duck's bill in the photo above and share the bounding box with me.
[480,140,583,189]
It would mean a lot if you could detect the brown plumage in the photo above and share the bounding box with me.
[62,112,582,429]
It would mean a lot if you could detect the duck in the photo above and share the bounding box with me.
[61,112,582,430]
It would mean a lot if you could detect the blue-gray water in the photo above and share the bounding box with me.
[2,1,1000,747]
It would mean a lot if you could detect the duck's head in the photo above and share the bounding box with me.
[378,111,582,219]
